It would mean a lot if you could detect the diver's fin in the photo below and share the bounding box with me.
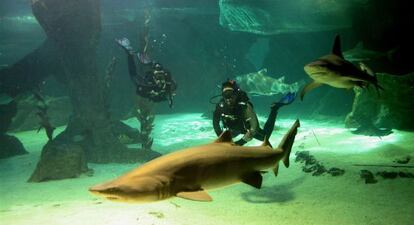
[273,162,279,177]
[176,190,213,202]
[215,130,233,143]
[261,136,272,148]
[300,81,322,101]
[241,171,263,189]
[332,34,344,59]
[278,119,300,168]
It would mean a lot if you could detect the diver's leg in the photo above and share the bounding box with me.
[115,38,138,78]
[262,106,279,139]
[127,52,138,78]
[263,92,296,138]
[253,129,266,141]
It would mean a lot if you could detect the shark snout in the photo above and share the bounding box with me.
[89,182,116,194]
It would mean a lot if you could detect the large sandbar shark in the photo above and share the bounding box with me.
[89,120,300,203]
[300,35,383,100]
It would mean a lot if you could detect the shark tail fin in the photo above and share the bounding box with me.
[278,119,300,168]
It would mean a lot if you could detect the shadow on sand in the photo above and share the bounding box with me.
[240,176,306,204]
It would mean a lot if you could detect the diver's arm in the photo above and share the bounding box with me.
[213,105,223,136]
[239,104,259,144]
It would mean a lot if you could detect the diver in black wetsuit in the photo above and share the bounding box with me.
[116,37,177,108]
[213,80,295,146]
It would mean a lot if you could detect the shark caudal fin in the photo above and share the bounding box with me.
[278,119,300,168]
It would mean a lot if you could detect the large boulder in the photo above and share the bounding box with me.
[28,141,89,182]
[0,134,28,159]
[345,72,414,130]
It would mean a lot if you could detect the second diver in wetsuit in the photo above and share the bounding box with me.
[116,37,177,108]
[213,79,295,146]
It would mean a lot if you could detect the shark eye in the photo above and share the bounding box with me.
[107,187,118,193]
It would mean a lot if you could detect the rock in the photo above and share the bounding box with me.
[0,100,17,134]
[311,164,327,176]
[345,72,414,130]
[219,0,360,35]
[28,141,90,182]
[302,164,315,173]
[328,167,345,176]
[360,170,377,184]
[398,172,414,178]
[0,134,28,159]
[376,171,398,179]
[294,151,310,163]
[393,155,411,164]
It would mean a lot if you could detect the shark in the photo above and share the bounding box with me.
[89,119,300,203]
[300,35,383,100]
[343,42,395,63]
[234,68,301,96]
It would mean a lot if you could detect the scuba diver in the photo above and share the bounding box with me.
[213,79,296,146]
[116,37,177,108]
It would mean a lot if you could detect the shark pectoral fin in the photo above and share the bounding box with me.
[176,190,213,202]
[241,171,263,189]
[273,162,279,177]
[300,81,322,101]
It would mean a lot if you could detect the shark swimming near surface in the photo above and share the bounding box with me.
[300,35,383,100]
[89,119,300,203]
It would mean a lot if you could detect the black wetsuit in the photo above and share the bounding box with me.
[213,93,280,145]
[126,52,176,106]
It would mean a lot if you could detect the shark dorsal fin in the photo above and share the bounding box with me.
[261,136,272,148]
[215,130,233,143]
[332,34,344,59]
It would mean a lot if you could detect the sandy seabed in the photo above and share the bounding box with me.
[1,113,413,225]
